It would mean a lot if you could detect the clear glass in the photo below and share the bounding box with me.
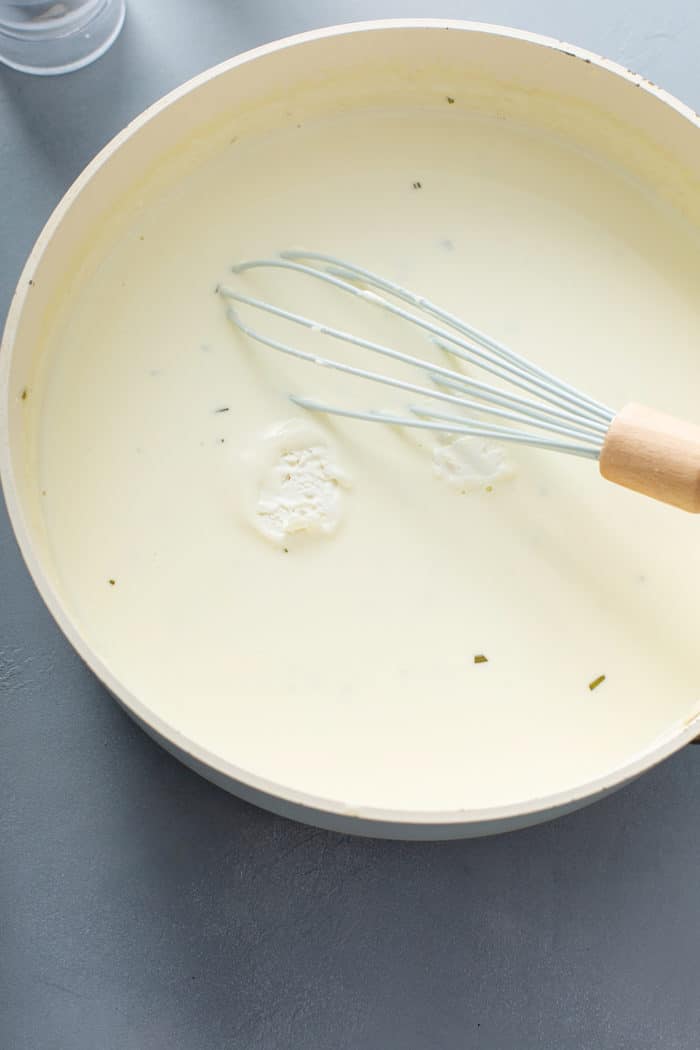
[0,0,125,75]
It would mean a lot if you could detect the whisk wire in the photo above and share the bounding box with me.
[219,253,614,459]
[290,399,601,460]
[221,294,604,447]
[229,257,612,428]
[426,373,608,437]
[281,251,615,423]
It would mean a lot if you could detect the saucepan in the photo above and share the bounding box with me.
[1,20,699,838]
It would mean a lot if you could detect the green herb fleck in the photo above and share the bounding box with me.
[214,407,230,414]
[589,674,606,691]
[485,485,493,493]
[474,654,488,664]
[412,180,422,189]
[108,579,116,586]
[447,96,455,104]
[20,387,28,401]
[283,547,289,554]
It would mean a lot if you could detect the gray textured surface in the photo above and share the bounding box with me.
[1,3,700,1047]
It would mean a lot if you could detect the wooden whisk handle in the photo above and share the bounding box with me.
[599,403,700,513]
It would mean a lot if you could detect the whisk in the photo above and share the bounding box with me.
[217,251,700,513]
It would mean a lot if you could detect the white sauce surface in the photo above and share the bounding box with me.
[36,106,700,813]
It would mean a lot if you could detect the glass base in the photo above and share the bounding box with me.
[0,0,126,75]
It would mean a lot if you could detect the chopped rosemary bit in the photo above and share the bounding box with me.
[474,654,488,664]
[214,406,230,413]
[589,674,606,691]
[412,180,422,189]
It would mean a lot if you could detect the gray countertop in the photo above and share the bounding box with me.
[2,3,700,1048]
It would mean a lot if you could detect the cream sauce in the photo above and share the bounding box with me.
[36,107,700,813]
